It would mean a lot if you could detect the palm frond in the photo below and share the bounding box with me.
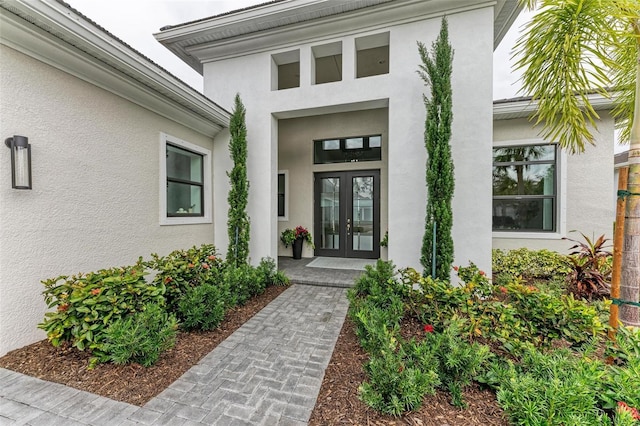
[514,0,622,153]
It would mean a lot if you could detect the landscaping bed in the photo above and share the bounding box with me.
[0,285,286,406]
[309,318,508,425]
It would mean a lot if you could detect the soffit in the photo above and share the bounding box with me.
[493,93,616,121]
[0,0,230,136]
[156,0,522,74]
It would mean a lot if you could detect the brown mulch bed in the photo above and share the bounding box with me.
[1,284,508,423]
[309,318,509,426]
[0,285,287,406]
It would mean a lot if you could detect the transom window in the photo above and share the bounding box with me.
[492,144,557,232]
[314,135,382,164]
[160,133,211,225]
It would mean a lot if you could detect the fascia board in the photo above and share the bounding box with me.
[181,0,492,63]
[493,93,617,120]
[1,0,229,133]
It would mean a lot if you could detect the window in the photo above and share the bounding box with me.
[355,32,389,78]
[272,50,300,90]
[492,144,557,232]
[277,170,288,220]
[160,133,211,225]
[314,135,382,164]
[312,42,342,84]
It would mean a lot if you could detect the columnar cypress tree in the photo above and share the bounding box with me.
[227,93,250,267]
[417,17,454,280]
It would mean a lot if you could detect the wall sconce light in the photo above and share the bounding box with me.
[4,135,32,189]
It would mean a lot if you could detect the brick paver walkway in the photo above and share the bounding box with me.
[0,284,349,425]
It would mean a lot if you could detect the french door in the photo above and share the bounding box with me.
[314,170,380,259]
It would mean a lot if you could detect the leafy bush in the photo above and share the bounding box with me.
[145,245,225,315]
[350,299,403,355]
[359,348,439,416]
[492,247,571,281]
[350,259,397,299]
[178,284,226,331]
[565,233,612,299]
[349,258,637,421]
[255,257,290,288]
[39,263,165,362]
[104,303,177,367]
[410,268,607,355]
[425,320,491,408]
[496,345,610,426]
[224,263,260,305]
[602,326,640,411]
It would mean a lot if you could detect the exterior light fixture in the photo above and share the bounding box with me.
[4,135,32,189]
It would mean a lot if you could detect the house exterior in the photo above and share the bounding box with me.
[492,95,616,252]
[0,1,230,357]
[156,0,522,271]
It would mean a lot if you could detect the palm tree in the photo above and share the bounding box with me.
[515,0,639,327]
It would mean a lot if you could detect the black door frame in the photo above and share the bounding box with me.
[313,170,380,259]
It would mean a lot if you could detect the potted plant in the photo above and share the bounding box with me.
[280,225,314,259]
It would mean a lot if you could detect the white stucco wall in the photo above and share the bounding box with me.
[0,46,217,356]
[492,115,615,252]
[203,5,494,273]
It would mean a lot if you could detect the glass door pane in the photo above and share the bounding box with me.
[320,177,340,250]
[351,176,374,252]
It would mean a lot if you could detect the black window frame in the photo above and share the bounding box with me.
[313,135,382,164]
[166,143,205,218]
[278,172,286,218]
[492,143,557,232]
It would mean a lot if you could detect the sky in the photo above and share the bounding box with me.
[65,0,534,100]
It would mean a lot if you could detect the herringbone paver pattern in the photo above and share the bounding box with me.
[0,284,349,425]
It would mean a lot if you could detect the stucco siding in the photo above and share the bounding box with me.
[492,115,615,253]
[204,5,494,274]
[0,46,216,356]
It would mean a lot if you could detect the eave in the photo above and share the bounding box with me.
[493,93,617,121]
[155,0,522,74]
[0,0,230,137]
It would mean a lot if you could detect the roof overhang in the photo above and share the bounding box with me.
[493,93,617,121]
[0,0,230,137]
[155,0,522,75]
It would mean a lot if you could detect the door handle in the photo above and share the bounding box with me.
[346,218,351,235]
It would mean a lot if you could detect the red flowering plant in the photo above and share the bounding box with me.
[145,244,225,314]
[455,262,493,298]
[280,225,315,248]
[617,402,640,421]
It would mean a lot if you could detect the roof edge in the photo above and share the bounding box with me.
[0,0,230,135]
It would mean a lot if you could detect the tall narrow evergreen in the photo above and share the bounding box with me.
[417,17,454,279]
[227,93,250,267]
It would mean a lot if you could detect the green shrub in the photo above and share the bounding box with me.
[255,257,290,288]
[350,259,397,299]
[359,341,439,416]
[350,299,403,356]
[407,268,607,355]
[39,263,165,362]
[224,263,259,305]
[492,248,571,280]
[104,303,177,367]
[178,284,226,331]
[602,326,640,410]
[425,320,492,408]
[146,245,225,315]
[496,346,610,426]
[272,270,290,286]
